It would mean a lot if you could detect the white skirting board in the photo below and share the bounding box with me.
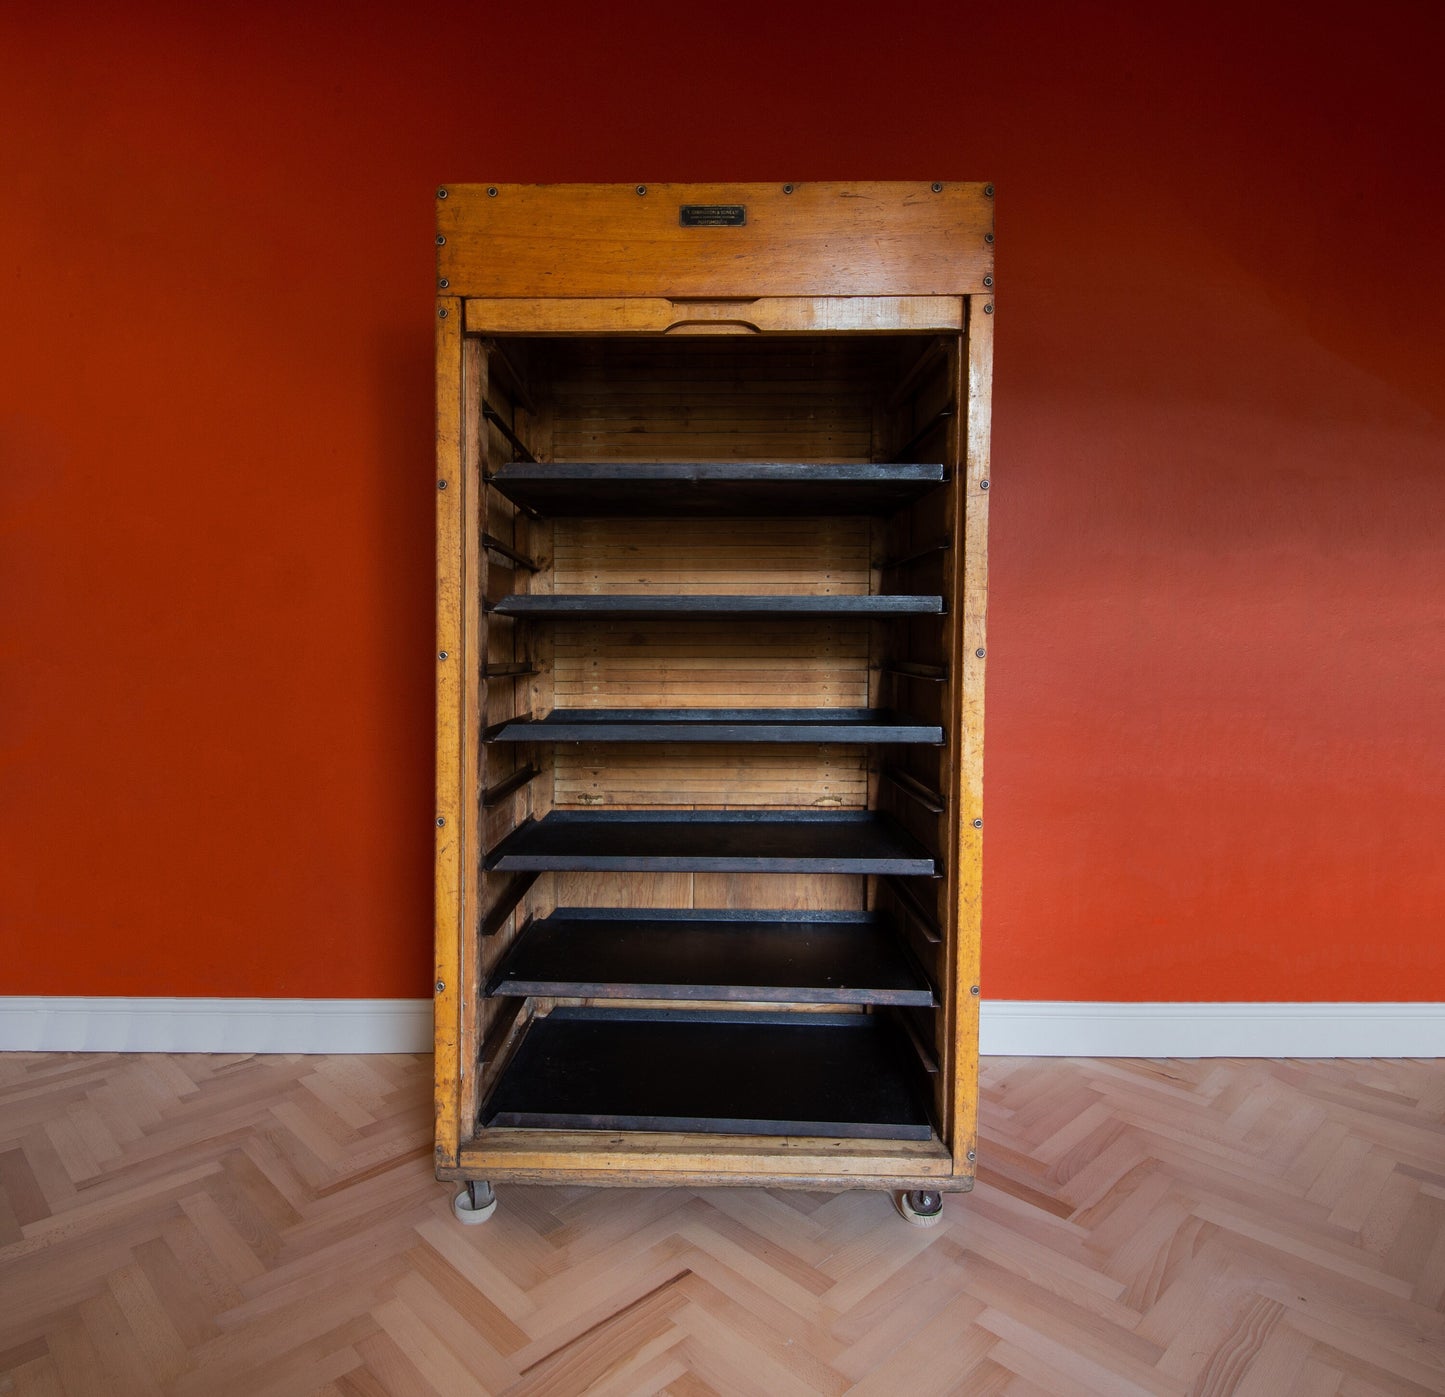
[0,998,433,1054]
[0,998,1442,1057]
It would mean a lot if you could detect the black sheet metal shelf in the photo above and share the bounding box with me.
[482,810,939,876]
[480,1007,935,1139]
[489,707,943,745]
[487,461,946,517]
[487,909,934,1006]
[489,594,943,620]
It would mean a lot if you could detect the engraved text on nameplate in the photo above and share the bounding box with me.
[679,205,748,227]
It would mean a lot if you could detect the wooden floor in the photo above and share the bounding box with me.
[1,1054,1442,1396]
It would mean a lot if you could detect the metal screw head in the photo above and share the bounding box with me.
[435,234,446,246]
[436,187,448,199]
[436,816,446,827]
[984,183,995,197]
[782,183,794,194]
[984,303,994,314]
[438,308,448,319]
[980,479,990,490]
[970,984,980,995]
[438,277,449,289]
[931,182,943,193]
[967,1149,977,1162]
[636,184,647,196]
[438,650,448,660]
[486,186,498,197]
[983,275,993,287]
[437,479,448,490]
[985,232,995,244]
[972,817,983,828]
[435,980,446,993]
[975,647,986,658]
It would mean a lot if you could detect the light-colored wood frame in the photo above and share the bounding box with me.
[438,182,994,299]
[435,182,993,1197]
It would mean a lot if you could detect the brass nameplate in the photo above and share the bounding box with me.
[679,204,747,227]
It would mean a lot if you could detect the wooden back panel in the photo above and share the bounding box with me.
[536,336,884,463]
[550,517,872,814]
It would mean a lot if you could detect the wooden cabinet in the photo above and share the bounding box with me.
[434,183,993,1222]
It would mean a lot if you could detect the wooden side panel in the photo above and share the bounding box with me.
[438,182,995,299]
[950,300,993,1178]
[472,352,554,1122]
[458,339,488,1134]
[433,299,465,1171]
[465,295,964,335]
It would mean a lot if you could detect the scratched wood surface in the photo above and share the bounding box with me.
[3,1051,1442,1395]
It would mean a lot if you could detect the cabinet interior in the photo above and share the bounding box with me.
[463,329,965,1145]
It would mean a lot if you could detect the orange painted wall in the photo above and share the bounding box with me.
[3,2,1442,1001]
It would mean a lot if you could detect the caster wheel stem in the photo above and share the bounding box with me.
[895,1189,944,1227]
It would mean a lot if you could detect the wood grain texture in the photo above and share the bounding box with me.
[4,1052,1443,1395]
[535,337,891,465]
[432,299,464,1171]
[465,296,964,335]
[437,183,995,299]
[951,299,993,1174]
[551,619,870,711]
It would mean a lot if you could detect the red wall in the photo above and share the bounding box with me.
[3,1,1442,1000]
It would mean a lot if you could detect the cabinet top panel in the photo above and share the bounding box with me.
[436,182,995,299]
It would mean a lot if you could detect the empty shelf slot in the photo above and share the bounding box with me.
[488,909,934,1006]
[488,461,946,517]
[490,594,943,619]
[483,811,938,875]
[480,1007,934,1139]
[489,708,943,745]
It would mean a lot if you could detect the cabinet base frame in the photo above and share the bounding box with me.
[443,1128,971,1194]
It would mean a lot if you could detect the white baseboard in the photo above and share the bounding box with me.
[0,998,1440,1057]
[978,1001,1445,1058]
[0,997,434,1054]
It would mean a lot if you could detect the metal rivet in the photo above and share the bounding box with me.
[782,183,794,194]
[436,816,446,827]
[636,184,647,196]
[436,187,448,199]
[972,818,983,828]
[435,234,446,246]
[980,479,990,490]
[983,275,993,287]
[975,647,986,658]
[970,984,980,995]
[438,277,449,289]
[931,182,943,193]
[438,650,449,660]
[486,186,498,197]
[967,1149,977,1162]
[438,308,448,319]
[436,980,446,993]
[437,479,448,490]
[985,232,995,244]
[984,303,994,314]
[984,184,995,197]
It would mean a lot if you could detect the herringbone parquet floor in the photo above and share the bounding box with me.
[1,1052,1442,1396]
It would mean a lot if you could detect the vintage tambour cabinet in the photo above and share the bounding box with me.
[434,182,994,1225]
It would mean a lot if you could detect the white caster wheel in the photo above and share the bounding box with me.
[453,1180,497,1225]
[895,1189,944,1227]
